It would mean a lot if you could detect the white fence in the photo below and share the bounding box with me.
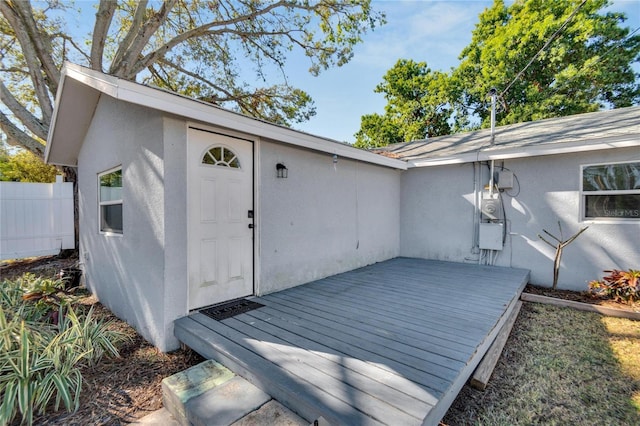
[0,177,74,261]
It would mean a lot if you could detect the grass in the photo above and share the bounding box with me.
[443,302,640,425]
[5,258,639,424]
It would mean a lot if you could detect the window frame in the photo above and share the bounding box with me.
[580,160,640,223]
[98,166,123,235]
[201,145,242,170]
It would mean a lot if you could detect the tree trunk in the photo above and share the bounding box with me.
[62,165,79,254]
[553,246,562,290]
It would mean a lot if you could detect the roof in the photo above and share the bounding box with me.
[45,63,407,170]
[377,106,640,167]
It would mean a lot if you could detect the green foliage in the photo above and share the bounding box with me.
[354,113,404,148]
[356,0,640,148]
[0,0,385,158]
[589,269,640,302]
[354,59,463,148]
[0,275,129,425]
[0,147,58,183]
[455,0,639,127]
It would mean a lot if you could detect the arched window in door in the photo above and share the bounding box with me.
[202,146,241,168]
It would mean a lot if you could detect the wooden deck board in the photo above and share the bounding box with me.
[191,313,422,425]
[263,290,476,357]
[273,282,499,334]
[222,316,430,421]
[239,305,451,394]
[237,310,439,407]
[175,257,529,425]
[258,294,467,373]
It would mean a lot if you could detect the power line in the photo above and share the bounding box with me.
[500,0,588,98]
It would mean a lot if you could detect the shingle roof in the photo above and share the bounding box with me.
[377,106,640,167]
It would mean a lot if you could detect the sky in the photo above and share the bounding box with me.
[282,0,640,143]
[64,1,640,144]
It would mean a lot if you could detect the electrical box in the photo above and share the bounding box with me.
[497,170,513,189]
[481,192,502,220]
[479,223,504,250]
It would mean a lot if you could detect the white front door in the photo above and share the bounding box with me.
[187,128,254,310]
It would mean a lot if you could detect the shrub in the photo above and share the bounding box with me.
[589,269,640,303]
[0,275,128,425]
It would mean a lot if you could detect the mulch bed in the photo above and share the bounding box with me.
[524,283,640,312]
[1,254,79,280]
[3,255,636,424]
[2,255,204,425]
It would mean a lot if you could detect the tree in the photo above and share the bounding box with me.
[354,59,461,148]
[356,0,640,148]
[456,0,640,128]
[0,0,384,159]
[538,221,588,290]
[0,145,58,182]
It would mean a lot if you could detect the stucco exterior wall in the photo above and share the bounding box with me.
[401,147,640,291]
[78,96,173,350]
[258,140,401,294]
[160,117,189,350]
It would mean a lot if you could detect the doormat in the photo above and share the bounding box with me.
[200,298,265,321]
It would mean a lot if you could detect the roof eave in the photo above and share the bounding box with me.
[46,63,407,171]
[408,136,640,168]
[45,64,107,166]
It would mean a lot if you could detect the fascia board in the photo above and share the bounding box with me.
[408,136,640,168]
[408,154,481,167]
[64,63,119,97]
[44,68,68,164]
[112,77,407,170]
[46,63,112,165]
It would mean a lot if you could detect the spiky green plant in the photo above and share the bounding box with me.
[0,276,129,425]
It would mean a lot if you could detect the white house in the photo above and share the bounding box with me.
[46,64,406,351]
[46,63,640,351]
[381,107,639,290]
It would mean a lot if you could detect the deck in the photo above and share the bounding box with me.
[175,257,530,425]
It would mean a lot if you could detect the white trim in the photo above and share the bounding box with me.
[253,137,262,297]
[51,63,407,171]
[44,67,68,164]
[186,124,258,306]
[409,138,640,168]
[200,144,243,169]
[98,165,123,235]
[579,160,640,223]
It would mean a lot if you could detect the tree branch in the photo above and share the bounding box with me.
[91,0,117,70]
[0,79,48,140]
[129,0,293,76]
[155,58,236,99]
[0,1,54,123]
[542,229,563,244]
[113,0,179,78]
[55,33,91,63]
[537,234,556,249]
[11,0,59,91]
[0,110,45,157]
[560,226,589,248]
[110,0,149,73]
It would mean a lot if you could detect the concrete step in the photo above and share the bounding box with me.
[162,360,273,426]
[131,400,307,426]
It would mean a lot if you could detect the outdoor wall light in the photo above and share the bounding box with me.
[276,163,288,178]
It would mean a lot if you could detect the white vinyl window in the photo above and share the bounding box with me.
[581,161,640,221]
[98,167,123,234]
